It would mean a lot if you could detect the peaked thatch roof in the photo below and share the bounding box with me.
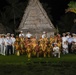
[18,0,55,35]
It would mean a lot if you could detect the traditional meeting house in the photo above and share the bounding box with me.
[17,0,55,38]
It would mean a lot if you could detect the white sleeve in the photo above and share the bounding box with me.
[19,34,21,37]
[53,47,55,51]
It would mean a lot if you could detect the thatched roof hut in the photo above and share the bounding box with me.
[17,0,55,37]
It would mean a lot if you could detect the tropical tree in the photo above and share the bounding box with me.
[57,13,76,34]
[4,0,28,32]
[65,1,76,14]
[65,1,76,33]
[0,12,9,25]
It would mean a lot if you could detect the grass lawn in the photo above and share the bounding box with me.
[0,54,76,64]
[0,54,76,75]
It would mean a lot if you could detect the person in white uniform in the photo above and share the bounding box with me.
[53,44,60,58]
[72,33,76,43]
[42,31,47,38]
[0,34,2,54]
[19,31,24,37]
[25,31,32,39]
[1,34,5,55]
[62,41,68,54]
[11,34,16,54]
[62,33,67,45]
[6,36,13,55]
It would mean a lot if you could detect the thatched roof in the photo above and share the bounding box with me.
[17,0,55,35]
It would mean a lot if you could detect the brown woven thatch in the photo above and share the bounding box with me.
[17,0,55,37]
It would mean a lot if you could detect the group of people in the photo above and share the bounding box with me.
[0,31,76,59]
[0,33,15,55]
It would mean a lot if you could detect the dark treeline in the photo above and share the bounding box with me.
[0,0,76,34]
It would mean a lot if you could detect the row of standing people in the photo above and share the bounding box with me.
[0,33,15,55]
[0,31,76,58]
[0,31,33,56]
[62,32,76,54]
[15,31,76,58]
[15,33,61,58]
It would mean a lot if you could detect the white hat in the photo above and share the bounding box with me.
[43,31,46,34]
[11,34,14,36]
[1,34,5,36]
[7,33,10,35]
[67,32,70,34]
[62,33,65,35]
[20,31,23,32]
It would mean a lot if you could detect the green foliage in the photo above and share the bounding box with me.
[66,1,76,14]
[0,12,9,26]
[5,0,26,19]
[0,0,53,33]
[0,0,28,33]
[68,1,76,8]
[0,54,76,64]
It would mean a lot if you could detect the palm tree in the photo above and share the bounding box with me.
[65,1,76,33]
[65,1,76,14]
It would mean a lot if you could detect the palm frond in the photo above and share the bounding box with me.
[66,1,76,14]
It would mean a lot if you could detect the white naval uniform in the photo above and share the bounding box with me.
[62,36,67,45]
[6,38,13,55]
[19,33,24,37]
[42,33,46,38]
[62,44,68,54]
[26,33,32,38]
[11,37,16,54]
[53,46,60,58]
[0,38,2,54]
[1,37,5,55]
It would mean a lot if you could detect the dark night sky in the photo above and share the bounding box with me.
[0,0,74,24]
[40,0,71,23]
